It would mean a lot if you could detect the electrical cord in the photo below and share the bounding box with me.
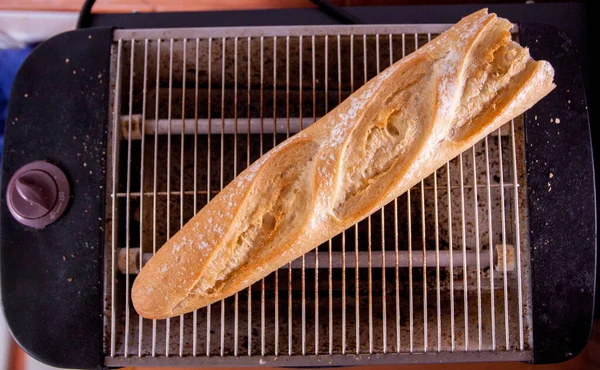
[76,0,97,29]
[309,0,362,24]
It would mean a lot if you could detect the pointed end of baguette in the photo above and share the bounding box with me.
[131,273,167,320]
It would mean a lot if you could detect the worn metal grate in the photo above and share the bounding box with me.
[104,24,531,366]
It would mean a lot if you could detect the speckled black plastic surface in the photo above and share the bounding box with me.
[520,23,596,364]
[1,28,111,369]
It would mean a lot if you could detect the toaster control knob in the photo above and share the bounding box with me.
[7,161,70,228]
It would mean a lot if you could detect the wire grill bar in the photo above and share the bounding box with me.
[246,35,253,358]
[219,36,226,359]
[105,26,531,365]
[511,120,525,351]
[434,167,441,352]
[473,145,483,351]
[408,175,414,353]
[326,35,333,357]
[447,162,455,352]
[205,36,213,358]
[363,33,374,356]
[286,35,293,356]
[233,36,239,358]
[119,249,505,272]
[111,183,517,198]
[259,35,266,358]
[178,38,187,359]
[376,33,388,355]
[311,34,320,357]
[272,36,279,358]
[124,36,135,358]
[192,37,200,357]
[151,37,161,358]
[137,38,149,358]
[459,152,469,351]
[337,34,346,356]
[299,34,306,357]
[498,127,510,350]
[109,37,122,359]
[484,135,496,351]
[417,37,427,355]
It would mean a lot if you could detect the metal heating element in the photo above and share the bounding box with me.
[105,24,531,366]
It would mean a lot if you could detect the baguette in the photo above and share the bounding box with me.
[132,9,555,319]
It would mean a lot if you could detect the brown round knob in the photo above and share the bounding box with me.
[7,161,70,228]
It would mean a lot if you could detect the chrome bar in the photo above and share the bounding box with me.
[192,37,200,357]
[397,32,405,355]
[364,33,374,356]
[434,170,441,352]
[123,249,495,273]
[376,33,388,355]
[220,37,227,358]
[350,33,360,356]
[260,36,264,154]
[151,38,161,358]
[421,180,427,353]
[115,182,517,199]
[498,128,510,349]
[287,35,293,357]
[405,34,414,354]
[472,145,483,352]
[261,278,266,356]
[394,192,401,353]
[484,136,496,351]
[246,36,252,357]
[114,24,455,41]
[408,188,414,353]
[165,37,174,358]
[107,350,533,367]
[328,237,333,355]
[124,37,135,358]
[447,161,455,352]
[312,34,319,356]
[121,115,513,138]
[206,36,213,358]
[299,34,306,357]
[325,34,334,356]
[511,120,525,351]
[368,214,373,355]
[179,38,187,358]
[338,34,346,356]
[137,38,149,358]
[459,152,469,352]
[233,36,239,358]
[260,36,266,357]
[273,35,279,357]
[109,37,123,358]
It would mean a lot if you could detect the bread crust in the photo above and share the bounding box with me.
[132,9,555,319]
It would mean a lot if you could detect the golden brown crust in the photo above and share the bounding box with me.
[132,8,555,319]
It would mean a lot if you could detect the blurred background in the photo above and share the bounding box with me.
[0,1,596,370]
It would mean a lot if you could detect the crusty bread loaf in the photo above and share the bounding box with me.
[132,9,555,319]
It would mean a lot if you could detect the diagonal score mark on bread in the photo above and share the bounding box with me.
[132,9,555,320]
[191,138,320,298]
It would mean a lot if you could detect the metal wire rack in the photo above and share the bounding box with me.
[104,24,530,366]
